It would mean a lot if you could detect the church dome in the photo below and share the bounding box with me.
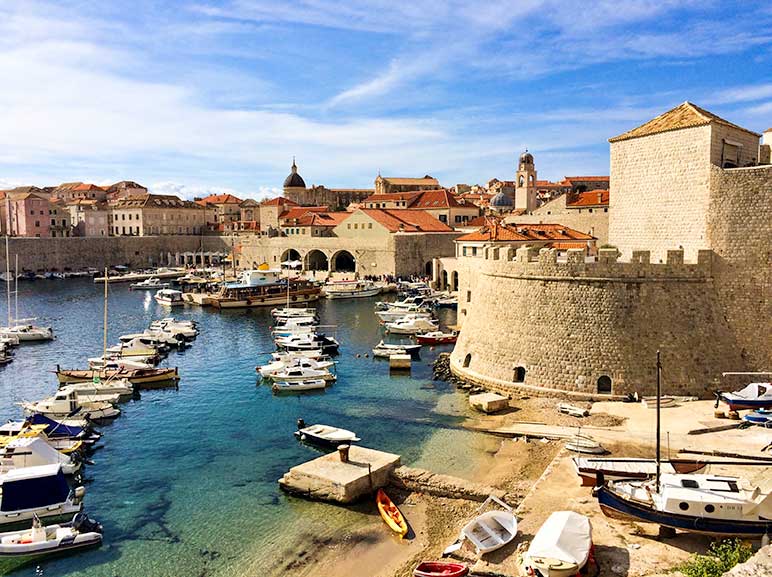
[283,159,306,188]
[490,191,514,207]
[519,150,534,165]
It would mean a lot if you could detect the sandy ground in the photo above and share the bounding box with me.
[286,397,772,577]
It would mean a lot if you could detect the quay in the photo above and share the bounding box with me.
[93,268,186,283]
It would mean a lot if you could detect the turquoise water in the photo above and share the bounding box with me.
[0,280,473,576]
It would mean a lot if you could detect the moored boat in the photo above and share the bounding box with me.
[271,379,327,393]
[413,561,468,577]
[522,511,593,577]
[129,277,170,290]
[0,437,81,476]
[294,420,360,448]
[385,316,438,335]
[324,280,381,299]
[21,389,120,421]
[0,325,54,342]
[55,367,179,387]
[153,289,185,307]
[0,465,84,528]
[372,340,422,358]
[415,331,457,345]
[376,488,408,537]
[267,367,336,382]
[572,457,707,486]
[209,269,321,309]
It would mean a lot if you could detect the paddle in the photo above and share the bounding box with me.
[442,536,465,557]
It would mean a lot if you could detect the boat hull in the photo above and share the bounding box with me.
[325,288,381,299]
[413,561,468,577]
[210,291,321,309]
[719,396,772,411]
[377,489,408,537]
[415,335,456,345]
[56,368,179,387]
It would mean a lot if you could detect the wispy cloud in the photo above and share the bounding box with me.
[711,83,772,105]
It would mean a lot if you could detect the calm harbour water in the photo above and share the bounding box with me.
[0,279,476,577]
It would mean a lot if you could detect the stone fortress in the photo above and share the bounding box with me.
[448,103,771,398]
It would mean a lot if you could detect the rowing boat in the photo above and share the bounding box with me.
[376,489,408,537]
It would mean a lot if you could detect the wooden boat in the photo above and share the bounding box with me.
[716,382,772,411]
[413,561,468,577]
[522,511,592,577]
[415,331,457,345]
[459,495,517,554]
[271,379,327,393]
[565,434,605,454]
[558,403,589,417]
[294,420,360,448]
[56,367,179,387]
[209,270,321,309]
[376,489,408,538]
[572,457,707,486]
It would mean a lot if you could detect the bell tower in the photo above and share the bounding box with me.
[515,150,537,212]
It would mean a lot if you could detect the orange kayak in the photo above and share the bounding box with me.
[376,488,408,537]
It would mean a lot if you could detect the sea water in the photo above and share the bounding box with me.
[0,279,477,576]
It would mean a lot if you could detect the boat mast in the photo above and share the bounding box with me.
[4,235,10,328]
[103,267,109,366]
[14,254,18,324]
[656,349,662,492]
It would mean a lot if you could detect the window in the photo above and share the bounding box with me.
[61,219,66,226]
[347,223,351,229]
[604,208,608,213]
[354,223,358,229]
[466,290,471,302]
[462,353,472,368]
[721,140,741,168]
[589,208,593,213]
[462,247,467,256]
[439,214,447,223]
[471,247,478,256]
[34,220,40,227]
[368,223,372,229]
[455,215,462,223]
[514,366,526,382]
[51,219,55,226]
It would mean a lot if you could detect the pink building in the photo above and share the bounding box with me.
[5,190,71,237]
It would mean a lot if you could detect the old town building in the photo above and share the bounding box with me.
[111,194,205,236]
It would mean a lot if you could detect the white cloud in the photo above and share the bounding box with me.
[711,83,772,105]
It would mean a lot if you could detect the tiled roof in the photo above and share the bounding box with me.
[562,176,610,183]
[279,206,329,220]
[73,183,105,191]
[239,199,260,207]
[548,241,592,250]
[199,193,243,204]
[566,189,610,207]
[292,212,351,227]
[358,209,453,233]
[456,222,594,243]
[412,189,464,209]
[113,194,202,209]
[464,215,491,228]
[609,102,760,143]
[363,192,421,205]
[261,196,299,206]
[535,180,566,188]
[380,176,439,186]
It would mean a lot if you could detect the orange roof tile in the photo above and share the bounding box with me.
[562,176,610,183]
[261,196,299,206]
[358,209,453,233]
[566,189,610,207]
[609,102,760,143]
[412,189,465,209]
[279,206,329,220]
[456,222,594,243]
[293,212,351,227]
[199,193,243,204]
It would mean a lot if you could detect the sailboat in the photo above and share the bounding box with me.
[0,248,54,342]
[593,351,772,536]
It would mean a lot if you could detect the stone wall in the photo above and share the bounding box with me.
[449,247,753,398]
[0,235,231,272]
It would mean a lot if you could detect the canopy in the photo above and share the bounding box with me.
[527,511,592,565]
[281,260,303,268]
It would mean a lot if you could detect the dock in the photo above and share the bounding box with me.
[279,446,401,503]
[94,269,186,283]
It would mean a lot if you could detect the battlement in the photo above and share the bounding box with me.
[479,245,712,281]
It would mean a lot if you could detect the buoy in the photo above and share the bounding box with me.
[356,353,360,358]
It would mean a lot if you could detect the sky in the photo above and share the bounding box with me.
[0,1,770,200]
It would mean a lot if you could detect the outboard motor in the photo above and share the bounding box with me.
[297,418,305,430]
[72,513,103,534]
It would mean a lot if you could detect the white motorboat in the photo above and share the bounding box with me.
[0,335,19,348]
[53,387,121,406]
[565,434,605,454]
[522,511,593,577]
[130,277,170,290]
[372,340,422,358]
[271,349,325,361]
[376,307,432,323]
[154,289,184,307]
[375,295,428,311]
[21,389,120,421]
[385,316,439,335]
[0,437,80,476]
[272,324,319,337]
[59,379,134,400]
[268,367,336,382]
[88,356,155,370]
[119,331,183,348]
[271,307,317,319]
[275,334,339,354]
[294,420,360,447]
[459,495,517,555]
[149,319,198,339]
[0,465,84,527]
[271,379,327,392]
[257,357,335,378]
[324,280,381,299]
[0,514,102,565]
[106,338,162,359]
[0,325,54,342]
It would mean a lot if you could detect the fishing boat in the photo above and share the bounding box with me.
[742,409,772,426]
[372,341,422,358]
[209,269,321,309]
[0,514,102,569]
[153,288,185,307]
[565,434,605,455]
[376,489,408,537]
[415,331,457,345]
[271,379,327,393]
[0,437,81,476]
[267,367,336,383]
[24,414,100,445]
[413,561,468,577]
[323,280,381,299]
[572,457,707,486]
[21,389,120,421]
[0,465,84,528]
[294,420,360,448]
[458,495,517,554]
[257,357,334,379]
[522,511,593,577]
[130,277,170,290]
[715,382,772,411]
[385,316,439,335]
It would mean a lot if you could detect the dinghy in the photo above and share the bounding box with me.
[271,379,327,393]
[716,382,772,411]
[557,404,589,418]
[0,513,101,566]
[565,434,605,454]
[376,489,408,537]
[459,495,517,554]
[415,331,457,345]
[372,340,422,358]
[522,511,592,577]
[294,420,360,448]
[413,561,468,577]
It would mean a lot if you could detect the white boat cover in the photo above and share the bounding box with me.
[527,511,592,565]
[727,382,772,400]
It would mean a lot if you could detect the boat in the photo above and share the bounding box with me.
[267,367,336,383]
[565,434,605,454]
[1,245,54,343]
[324,280,381,299]
[257,357,334,378]
[149,318,198,339]
[129,277,170,290]
[54,387,121,406]
[271,379,327,393]
[376,488,408,537]
[372,340,422,359]
[413,561,468,577]
[742,409,772,426]
[375,295,429,311]
[271,307,317,319]
[24,414,99,444]
[375,307,433,323]
[270,349,325,361]
[0,465,84,528]
[433,297,458,309]
[415,331,457,345]
[294,420,360,448]
[459,495,517,554]
[0,437,81,476]
[715,382,772,411]
[87,356,157,370]
[154,289,185,307]
[275,334,339,354]
[522,511,593,577]
[0,423,85,455]
[2,416,99,447]
[59,379,134,400]
[209,269,321,309]
[21,389,120,421]
[558,403,589,418]
[572,457,707,486]
[56,367,179,387]
[385,316,439,335]
[0,325,54,342]
[0,514,102,569]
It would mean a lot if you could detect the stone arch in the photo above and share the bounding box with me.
[424,261,433,276]
[331,250,356,272]
[451,271,459,292]
[462,353,472,368]
[518,175,524,187]
[305,250,329,271]
[441,270,448,290]
[280,248,301,263]
[514,366,526,382]
[597,375,612,394]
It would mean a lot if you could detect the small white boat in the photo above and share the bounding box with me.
[0,437,80,476]
[271,307,317,319]
[257,357,334,378]
[21,389,120,421]
[154,289,184,307]
[271,379,327,392]
[0,325,54,342]
[88,356,154,370]
[459,495,517,555]
[275,334,339,353]
[324,280,381,299]
[385,316,439,335]
[130,277,170,290]
[271,349,325,361]
[0,465,84,527]
[294,420,360,447]
[376,308,432,323]
[558,403,589,418]
[268,367,336,382]
[375,295,428,311]
[0,514,102,564]
[372,340,422,358]
[59,379,134,400]
[522,511,592,577]
[565,434,605,455]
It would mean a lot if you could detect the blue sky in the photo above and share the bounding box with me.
[1,1,770,199]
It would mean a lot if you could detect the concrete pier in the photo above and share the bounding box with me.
[469,392,509,413]
[279,446,401,503]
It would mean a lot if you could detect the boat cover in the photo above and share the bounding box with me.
[728,383,772,400]
[527,511,592,565]
[27,414,86,438]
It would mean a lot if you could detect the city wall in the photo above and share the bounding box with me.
[449,246,753,398]
[0,235,231,272]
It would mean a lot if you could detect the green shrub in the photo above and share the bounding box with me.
[677,539,754,577]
